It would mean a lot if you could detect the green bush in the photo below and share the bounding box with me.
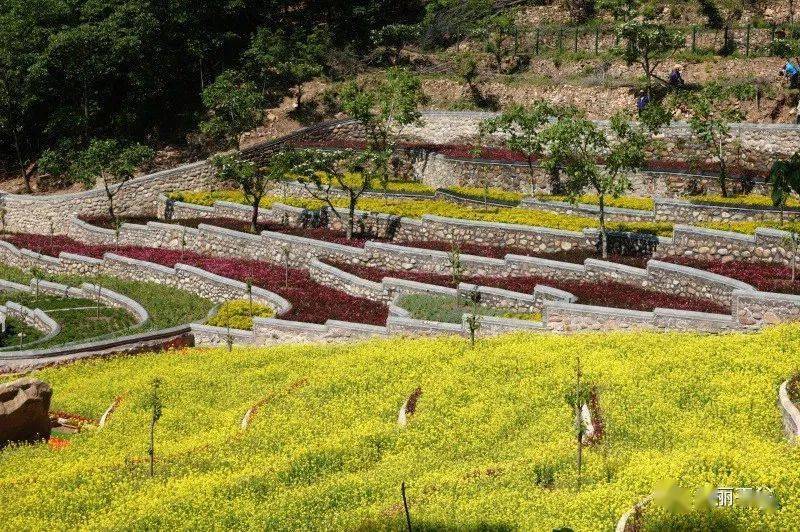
[207,299,275,330]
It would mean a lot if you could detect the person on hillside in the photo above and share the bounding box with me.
[782,59,799,89]
[668,65,685,88]
[636,93,650,115]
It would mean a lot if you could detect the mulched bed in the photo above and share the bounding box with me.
[326,260,729,314]
[668,257,800,296]
[4,233,388,326]
[81,215,650,267]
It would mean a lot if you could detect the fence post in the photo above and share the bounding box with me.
[535,27,540,55]
[595,27,600,54]
[771,24,776,45]
[745,24,750,57]
[691,26,696,52]
[558,26,564,54]
[574,27,579,53]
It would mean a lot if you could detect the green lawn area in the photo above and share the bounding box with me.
[398,293,540,323]
[2,326,800,529]
[0,293,134,349]
[0,264,212,342]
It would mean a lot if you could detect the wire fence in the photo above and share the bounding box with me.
[514,24,800,58]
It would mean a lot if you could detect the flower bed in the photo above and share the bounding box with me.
[326,260,728,314]
[442,186,523,205]
[535,194,655,211]
[3,234,388,326]
[207,300,275,330]
[687,194,800,211]
[168,190,674,235]
[668,258,800,296]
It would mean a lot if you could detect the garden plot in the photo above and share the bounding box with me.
[1,326,799,529]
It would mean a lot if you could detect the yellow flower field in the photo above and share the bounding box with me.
[171,189,800,237]
[3,327,800,529]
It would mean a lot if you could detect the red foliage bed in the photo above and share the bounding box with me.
[5,233,388,326]
[326,260,729,314]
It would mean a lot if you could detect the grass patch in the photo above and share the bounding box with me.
[444,186,523,205]
[0,264,212,336]
[398,293,541,324]
[0,293,134,349]
[0,317,43,348]
[536,194,655,211]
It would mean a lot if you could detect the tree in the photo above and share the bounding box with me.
[199,70,265,149]
[71,139,155,224]
[244,26,330,108]
[685,92,743,198]
[372,23,420,65]
[287,148,388,239]
[769,152,800,224]
[480,101,565,193]
[543,111,649,259]
[145,378,163,477]
[564,357,590,491]
[212,153,289,233]
[338,67,425,180]
[615,19,684,98]
[455,51,480,103]
[475,12,520,74]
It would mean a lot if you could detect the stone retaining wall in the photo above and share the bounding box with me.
[0,301,60,339]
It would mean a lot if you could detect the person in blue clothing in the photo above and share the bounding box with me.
[635,92,650,115]
[783,59,799,89]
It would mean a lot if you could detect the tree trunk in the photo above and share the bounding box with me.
[12,130,32,193]
[149,417,155,477]
[251,200,260,234]
[347,196,355,240]
[718,139,729,198]
[599,194,608,259]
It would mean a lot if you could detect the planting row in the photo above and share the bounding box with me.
[325,260,727,315]
[1,233,388,326]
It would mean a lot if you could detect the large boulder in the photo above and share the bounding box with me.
[0,378,52,448]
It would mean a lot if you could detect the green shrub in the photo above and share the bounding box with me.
[208,299,275,330]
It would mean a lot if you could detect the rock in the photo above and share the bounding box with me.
[0,378,52,448]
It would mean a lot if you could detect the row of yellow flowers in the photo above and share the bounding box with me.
[169,190,800,236]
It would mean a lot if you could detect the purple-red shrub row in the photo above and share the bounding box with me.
[4,233,388,325]
[291,139,767,181]
[326,260,729,314]
[669,257,800,295]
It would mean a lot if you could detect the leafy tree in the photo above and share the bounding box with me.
[338,67,424,180]
[769,152,800,223]
[475,12,520,74]
[372,23,420,65]
[420,0,492,49]
[480,101,565,193]
[615,19,684,98]
[244,27,330,107]
[287,148,388,240]
[455,51,480,101]
[199,71,265,149]
[565,0,596,23]
[71,139,155,224]
[543,112,649,259]
[212,152,290,233]
[685,92,743,198]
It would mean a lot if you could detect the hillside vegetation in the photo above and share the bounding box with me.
[2,327,800,529]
